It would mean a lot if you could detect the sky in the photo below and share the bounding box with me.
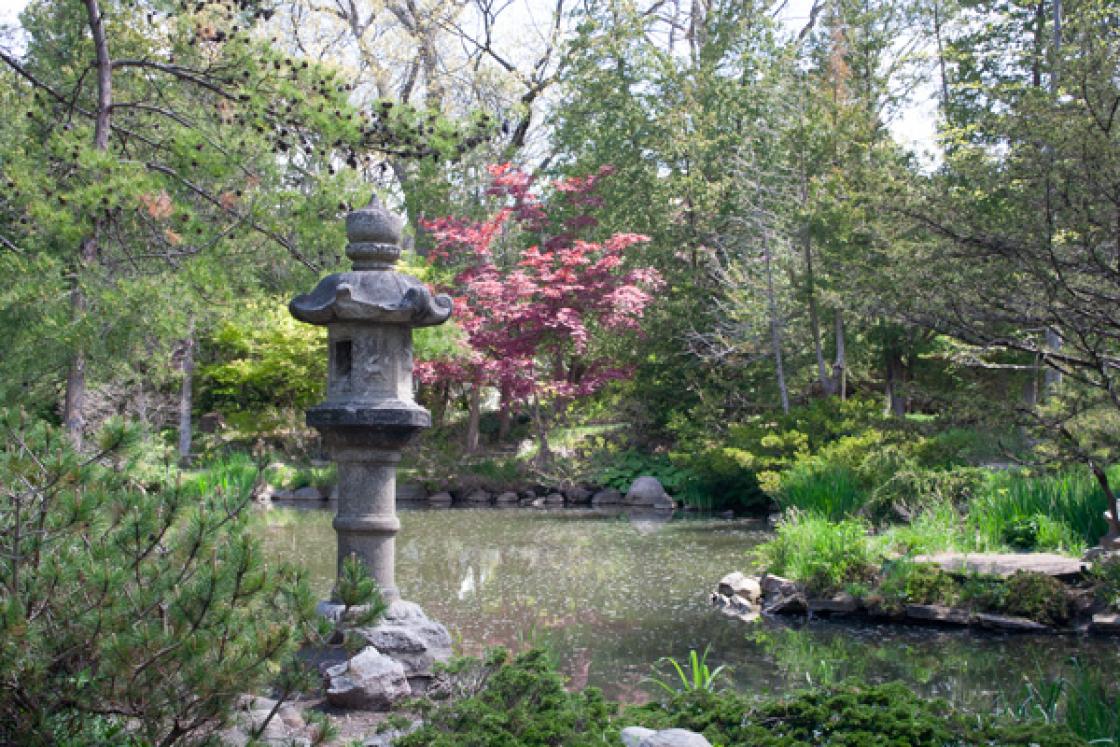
[0,0,938,158]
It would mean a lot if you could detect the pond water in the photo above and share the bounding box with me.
[260,505,1120,707]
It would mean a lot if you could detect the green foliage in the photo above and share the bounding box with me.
[876,561,958,612]
[335,554,388,627]
[396,649,615,747]
[968,468,1113,552]
[196,299,326,417]
[645,646,728,697]
[0,411,324,746]
[624,683,1088,746]
[1004,660,1120,745]
[1090,556,1120,610]
[776,460,866,520]
[1001,572,1072,627]
[759,513,881,594]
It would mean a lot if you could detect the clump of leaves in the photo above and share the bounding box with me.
[876,561,958,612]
[625,683,1088,746]
[0,411,327,746]
[396,649,615,747]
[1091,555,1120,610]
[645,646,727,697]
[1002,571,1072,626]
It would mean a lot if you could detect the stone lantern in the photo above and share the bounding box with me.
[290,196,452,604]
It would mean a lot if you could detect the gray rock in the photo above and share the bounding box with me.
[638,728,712,747]
[718,572,762,603]
[808,592,859,615]
[252,483,275,503]
[621,727,657,747]
[760,573,798,597]
[291,486,323,501]
[564,486,593,504]
[913,552,1087,580]
[544,492,565,504]
[905,604,972,625]
[1090,613,1120,634]
[397,482,428,502]
[763,591,808,615]
[355,601,452,679]
[428,491,453,504]
[591,488,623,505]
[495,491,520,504]
[464,488,492,504]
[974,612,1050,632]
[624,476,670,507]
[325,646,411,710]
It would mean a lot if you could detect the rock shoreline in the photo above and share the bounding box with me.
[712,568,1120,635]
[262,476,681,511]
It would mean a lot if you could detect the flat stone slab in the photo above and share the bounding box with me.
[905,604,972,626]
[913,552,1087,578]
[974,612,1050,632]
[1091,613,1120,634]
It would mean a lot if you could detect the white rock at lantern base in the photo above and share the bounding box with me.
[325,647,411,710]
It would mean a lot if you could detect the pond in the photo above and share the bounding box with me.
[260,505,1120,707]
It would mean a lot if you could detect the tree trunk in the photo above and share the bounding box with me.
[832,309,847,400]
[803,226,833,396]
[430,381,449,428]
[65,0,112,449]
[497,381,512,442]
[1090,460,1120,548]
[465,382,481,453]
[764,232,790,413]
[530,391,552,467]
[885,347,907,417]
[178,320,195,467]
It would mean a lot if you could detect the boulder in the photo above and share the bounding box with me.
[324,646,410,710]
[252,483,275,503]
[564,486,593,504]
[354,601,452,684]
[717,572,762,603]
[1090,613,1120,635]
[759,573,799,597]
[808,592,859,615]
[621,727,657,747]
[974,612,1050,632]
[397,482,428,502]
[544,492,565,505]
[627,728,712,747]
[624,476,672,508]
[494,491,520,504]
[904,604,972,626]
[591,488,623,505]
[291,486,323,501]
[763,591,808,616]
[464,488,492,504]
[428,491,453,505]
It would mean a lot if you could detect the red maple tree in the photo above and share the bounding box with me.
[417,163,662,459]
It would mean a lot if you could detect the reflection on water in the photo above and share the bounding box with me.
[259,505,1120,704]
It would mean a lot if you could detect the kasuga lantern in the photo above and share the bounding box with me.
[289,196,452,603]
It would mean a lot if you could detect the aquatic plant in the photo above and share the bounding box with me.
[646,646,728,696]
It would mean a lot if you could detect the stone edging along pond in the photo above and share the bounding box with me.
[712,554,1120,636]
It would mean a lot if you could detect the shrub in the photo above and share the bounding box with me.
[876,561,957,611]
[1002,571,1072,626]
[624,683,1088,746]
[1090,555,1120,610]
[775,460,866,519]
[396,649,615,747]
[0,412,333,746]
[759,513,881,594]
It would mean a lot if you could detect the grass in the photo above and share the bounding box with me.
[759,513,881,594]
[776,460,867,520]
[1002,659,1120,744]
[969,468,1115,552]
